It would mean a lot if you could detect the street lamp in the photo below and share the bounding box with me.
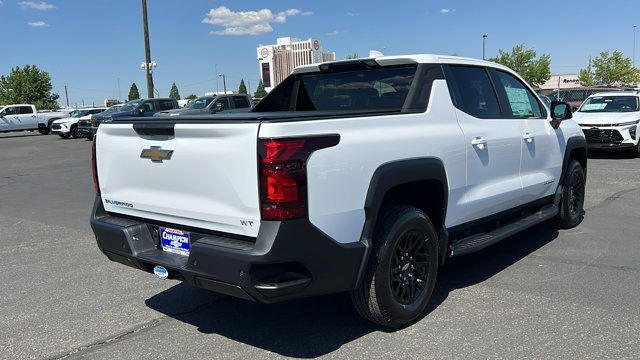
[140,61,157,73]
[218,74,227,94]
[634,25,637,68]
[482,34,488,60]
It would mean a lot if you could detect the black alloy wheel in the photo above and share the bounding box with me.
[567,169,585,219]
[390,229,431,305]
[351,205,438,327]
[551,160,585,229]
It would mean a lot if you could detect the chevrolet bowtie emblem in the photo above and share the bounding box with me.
[140,146,173,162]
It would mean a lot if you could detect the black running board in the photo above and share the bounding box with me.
[449,204,558,257]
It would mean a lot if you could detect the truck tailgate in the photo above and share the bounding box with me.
[95,122,261,238]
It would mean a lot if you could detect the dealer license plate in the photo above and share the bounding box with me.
[160,227,190,256]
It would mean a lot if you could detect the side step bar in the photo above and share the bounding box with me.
[450,204,558,257]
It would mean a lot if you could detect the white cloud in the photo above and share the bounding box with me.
[0,1,4,5]
[440,9,456,14]
[301,11,312,16]
[347,12,359,17]
[327,30,340,36]
[19,1,56,10]
[27,21,48,26]
[202,6,308,35]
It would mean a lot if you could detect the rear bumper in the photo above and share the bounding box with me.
[91,196,366,303]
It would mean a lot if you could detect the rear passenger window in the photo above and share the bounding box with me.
[232,96,250,108]
[19,106,34,114]
[444,66,501,119]
[489,69,544,118]
[157,100,175,111]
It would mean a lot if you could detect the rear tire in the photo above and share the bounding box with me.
[351,205,439,327]
[551,160,585,229]
[38,127,50,135]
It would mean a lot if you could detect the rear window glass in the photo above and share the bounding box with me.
[233,96,250,108]
[157,100,175,111]
[254,65,416,112]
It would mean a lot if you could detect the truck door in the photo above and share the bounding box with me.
[444,65,525,221]
[488,69,562,203]
[0,106,20,131]
[18,105,38,130]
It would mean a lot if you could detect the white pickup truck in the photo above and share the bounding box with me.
[90,54,587,327]
[0,104,70,134]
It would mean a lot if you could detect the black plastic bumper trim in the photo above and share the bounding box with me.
[91,196,366,303]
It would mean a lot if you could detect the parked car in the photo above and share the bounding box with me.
[153,94,254,117]
[0,104,70,134]
[573,91,640,155]
[548,86,633,111]
[537,93,552,109]
[51,107,107,139]
[77,98,178,139]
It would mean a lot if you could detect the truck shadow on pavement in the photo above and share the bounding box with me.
[145,223,559,358]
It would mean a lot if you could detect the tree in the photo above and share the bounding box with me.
[254,79,267,98]
[185,94,198,101]
[238,79,247,94]
[578,50,640,86]
[169,82,180,100]
[128,83,140,101]
[346,53,358,59]
[0,64,60,110]
[488,43,551,89]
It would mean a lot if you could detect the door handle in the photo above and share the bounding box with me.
[523,133,535,143]
[471,137,487,149]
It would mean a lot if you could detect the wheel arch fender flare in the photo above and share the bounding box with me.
[354,157,449,287]
[556,136,588,202]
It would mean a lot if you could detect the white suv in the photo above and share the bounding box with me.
[573,91,640,156]
[51,107,107,139]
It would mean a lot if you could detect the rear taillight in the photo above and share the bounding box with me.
[258,135,339,220]
[92,138,100,196]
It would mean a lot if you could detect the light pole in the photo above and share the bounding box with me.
[634,25,637,68]
[141,0,154,98]
[482,34,488,60]
[219,74,226,94]
[215,64,219,92]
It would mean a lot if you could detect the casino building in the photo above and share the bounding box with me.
[257,37,336,92]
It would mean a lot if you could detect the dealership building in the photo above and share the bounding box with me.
[257,37,336,92]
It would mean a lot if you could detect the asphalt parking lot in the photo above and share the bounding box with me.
[1,131,639,360]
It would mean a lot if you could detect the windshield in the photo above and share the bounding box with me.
[104,105,123,113]
[186,97,214,109]
[118,101,141,112]
[71,110,90,118]
[579,95,639,113]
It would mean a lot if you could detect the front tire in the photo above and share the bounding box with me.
[58,131,71,139]
[629,141,640,157]
[351,205,439,327]
[552,160,585,229]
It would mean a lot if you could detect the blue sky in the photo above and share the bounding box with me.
[1,0,639,107]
